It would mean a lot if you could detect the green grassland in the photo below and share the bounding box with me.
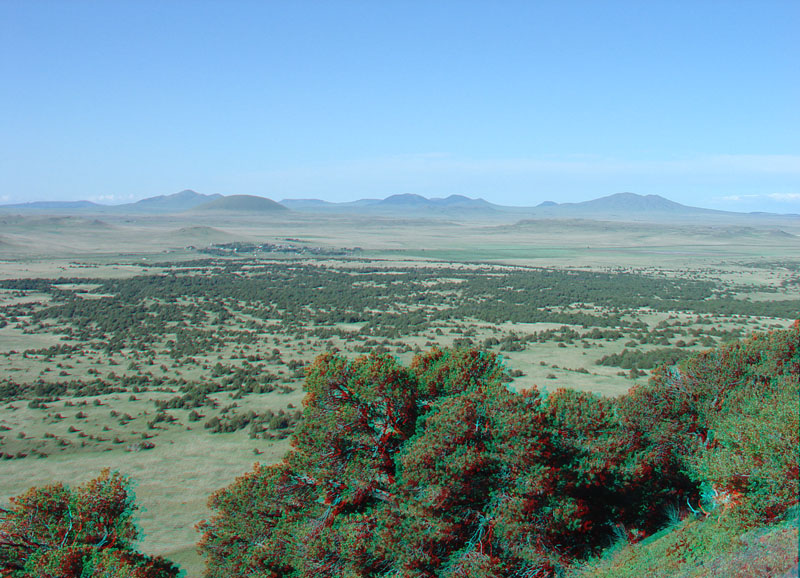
[0,212,797,575]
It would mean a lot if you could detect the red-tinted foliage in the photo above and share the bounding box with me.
[411,347,506,402]
[197,463,302,576]
[547,388,695,536]
[200,352,422,577]
[199,328,799,577]
[0,469,180,577]
[293,352,418,498]
[619,322,799,521]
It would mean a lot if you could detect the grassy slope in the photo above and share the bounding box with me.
[569,508,799,578]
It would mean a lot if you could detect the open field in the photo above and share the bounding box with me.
[0,211,797,575]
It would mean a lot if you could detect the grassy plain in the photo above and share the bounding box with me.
[0,210,797,575]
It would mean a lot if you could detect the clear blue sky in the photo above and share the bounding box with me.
[1,1,798,212]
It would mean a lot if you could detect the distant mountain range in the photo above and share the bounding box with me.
[280,192,791,221]
[281,191,705,216]
[1,190,796,222]
[0,190,225,214]
[281,193,495,214]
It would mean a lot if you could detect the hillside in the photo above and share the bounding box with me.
[162,226,239,246]
[130,189,222,212]
[569,508,798,578]
[191,194,288,213]
[518,192,735,220]
[565,192,699,212]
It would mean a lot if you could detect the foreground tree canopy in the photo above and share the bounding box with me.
[1,324,795,576]
[198,323,799,577]
[0,469,180,577]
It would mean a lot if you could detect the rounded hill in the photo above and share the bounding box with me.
[166,226,238,244]
[192,195,288,213]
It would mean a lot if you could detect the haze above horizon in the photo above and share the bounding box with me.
[1,1,798,213]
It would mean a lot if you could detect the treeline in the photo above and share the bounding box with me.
[198,241,358,256]
[596,347,688,369]
[203,407,302,438]
[17,262,799,352]
[0,375,181,404]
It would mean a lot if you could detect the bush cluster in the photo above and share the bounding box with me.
[0,469,180,577]
[198,324,798,577]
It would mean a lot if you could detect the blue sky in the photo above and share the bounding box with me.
[1,1,798,212]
